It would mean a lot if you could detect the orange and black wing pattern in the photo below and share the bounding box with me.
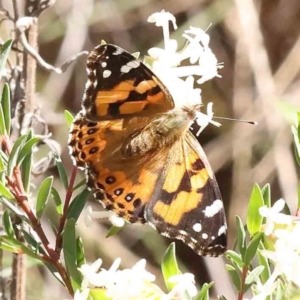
[82,44,174,121]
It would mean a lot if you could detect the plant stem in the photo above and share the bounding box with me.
[238,265,248,300]
[55,166,78,253]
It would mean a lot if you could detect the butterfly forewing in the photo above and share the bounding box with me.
[82,44,174,121]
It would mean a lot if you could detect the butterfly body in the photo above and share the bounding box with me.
[69,44,227,256]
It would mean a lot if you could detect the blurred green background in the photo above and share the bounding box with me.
[1,0,300,299]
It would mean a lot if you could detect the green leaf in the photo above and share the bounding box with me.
[54,154,69,190]
[106,225,123,238]
[64,110,74,128]
[0,197,28,222]
[17,137,40,166]
[246,184,264,236]
[236,216,246,259]
[0,181,14,200]
[218,296,228,300]
[0,40,13,81]
[225,250,243,269]
[261,184,271,208]
[161,243,181,291]
[3,211,14,237]
[51,187,63,215]
[73,179,86,191]
[21,152,33,192]
[63,218,82,290]
[36,176,53,219]
[257,242,271,284]
[244,232,263,266]
[7,133,28,176]
[76,237,86,267]
[225,264,241,292]
[1,83,11,134]
[195,282,214,300]
[0,235,41,260]
[293,125,300,166]
[245,266,264,285]
[0,106,6,135]
[67,188,90,221]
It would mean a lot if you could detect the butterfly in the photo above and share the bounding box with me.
[68,43,227,256]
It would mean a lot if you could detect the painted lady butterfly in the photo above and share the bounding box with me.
[68,44,227,256]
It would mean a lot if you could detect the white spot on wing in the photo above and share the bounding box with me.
[113,47,124,55]
[127,60,140,68]
[103,70,111,78]
[192,223,202,232]
[202,233,208,239]
[121,65,131,73]
[203,199,223,217]
[101,62,107,68]
[218,225,226,236]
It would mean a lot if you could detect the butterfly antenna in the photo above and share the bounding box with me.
[213,116,257,125]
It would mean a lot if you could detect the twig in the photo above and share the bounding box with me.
[3,137,74,296]
[55,166,78,253]
[237,265,248,300]
[0,248,7,300]
[18,23,88,74]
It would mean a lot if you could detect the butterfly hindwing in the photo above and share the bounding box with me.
[145,131,227,256]
[83,44,174,121]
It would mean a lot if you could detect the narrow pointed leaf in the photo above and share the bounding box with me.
[21,152,32,192]
[54,154,68,190]
[76,237,86,267]
[106,225,123,238]
[261,184,271,207]
[246,184,264,236]
[7,134,28,176]
[67,188,90,221]
[245,266,264,285]
[0,181,14,200]
[245,232,263,266]
[36,176,53,219]
[225,250,243,269]
[17,137,40,166]
[195,282,214,300]
[3,211,14,237]
[64,110,74,128]
[161,243,181,291]
[257,242,271,284]
[236,216,246,258]
[0,235,41,260]
[1,84,11,134]
[51,187,63,215]
[63,218,82,290]
[0,40,13,81]
[0,106,6,135]
[0,197,28,222]
[226,264,241,292]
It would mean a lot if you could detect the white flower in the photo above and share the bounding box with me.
[73,288,90,300]
[78,258,103,289]
[259,199,293,235]
[146,10,223,135]
[167,273,198,298]
[78,258,168,300]
[83,205,125,228]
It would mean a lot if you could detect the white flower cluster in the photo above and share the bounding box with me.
[248,199,300,299]
[147,10,223,135]
[73,258,197,300]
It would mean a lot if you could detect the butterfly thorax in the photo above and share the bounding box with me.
[122,106,196,157]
